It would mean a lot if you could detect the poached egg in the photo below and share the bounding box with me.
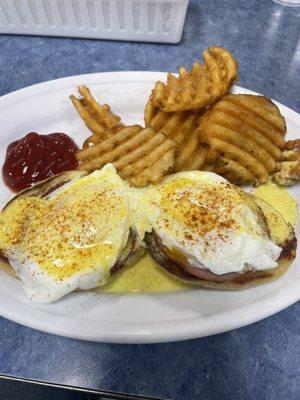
[0,164,132,302]
[0,166,287,301]
[133,171,282,276]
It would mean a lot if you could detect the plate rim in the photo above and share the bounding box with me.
[0,71,299,343]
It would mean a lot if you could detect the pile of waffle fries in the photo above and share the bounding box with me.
[70,46,300,187]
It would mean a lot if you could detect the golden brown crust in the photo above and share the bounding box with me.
[144,94,209,171]
[76,126,177,187]
[198,94,286,185]
[273,139,300,185]
[2,170,88,213]
[70,85,123,146]
[151,46,238,112]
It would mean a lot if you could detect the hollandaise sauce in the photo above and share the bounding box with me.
[0,167,297,298]
[252,180,297,226]
[103,181,297,294]
[102,253,194,293]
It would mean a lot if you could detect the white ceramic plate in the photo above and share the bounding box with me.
[0,72,298,344]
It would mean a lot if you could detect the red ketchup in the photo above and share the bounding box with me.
[2,132,79,192]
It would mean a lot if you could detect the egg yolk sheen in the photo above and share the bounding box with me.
[0,171,130,281]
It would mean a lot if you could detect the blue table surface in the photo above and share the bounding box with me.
[0,1,299,399]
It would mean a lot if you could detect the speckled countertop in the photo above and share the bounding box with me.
[0,1,299,399]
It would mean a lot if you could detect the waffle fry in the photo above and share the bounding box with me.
[145,96,208,171]
[70,85,123,146]
[77,126,176,187]
[151,46,238,112]
[198,94,286,185]
[81,124,125,149]
[273,139,300,185]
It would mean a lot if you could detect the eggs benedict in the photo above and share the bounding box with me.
[0,164,142,302]
[0,166,296,301]
[133,171,296,288]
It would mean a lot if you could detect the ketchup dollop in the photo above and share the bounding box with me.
[3,132,79,192]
